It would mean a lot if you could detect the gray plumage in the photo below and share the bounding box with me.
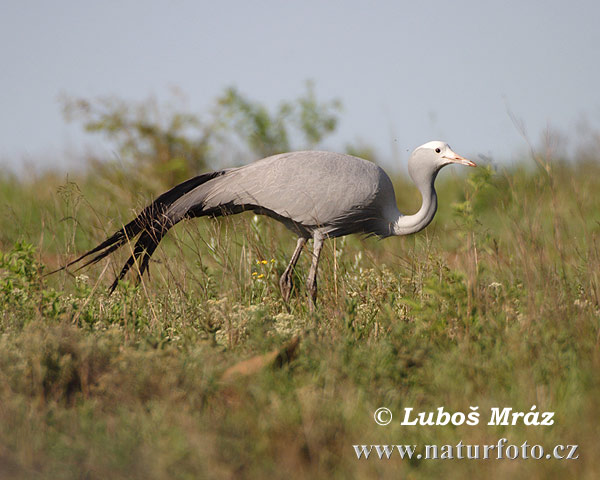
[58,140,475,305]
[170,151,398,238]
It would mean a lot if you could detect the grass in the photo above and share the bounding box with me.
[0,152,599,479]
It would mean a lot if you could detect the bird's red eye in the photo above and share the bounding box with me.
[435,148,441,153]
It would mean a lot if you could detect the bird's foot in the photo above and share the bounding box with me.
[279,271,293,303]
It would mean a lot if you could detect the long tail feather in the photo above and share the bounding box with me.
[108,218,169,293]
[48,171,226,291]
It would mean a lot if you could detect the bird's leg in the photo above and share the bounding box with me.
[279,237,307,302]
[306,234,324,310]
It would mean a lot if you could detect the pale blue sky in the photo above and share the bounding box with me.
[1,0,599,171]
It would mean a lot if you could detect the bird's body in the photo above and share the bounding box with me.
[171,151,400,239]
[57,141,475,305]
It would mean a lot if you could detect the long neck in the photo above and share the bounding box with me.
[391,171,438,236]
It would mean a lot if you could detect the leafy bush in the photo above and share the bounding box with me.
[62,82,342,187]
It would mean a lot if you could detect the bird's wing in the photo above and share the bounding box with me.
[168,151,390,229]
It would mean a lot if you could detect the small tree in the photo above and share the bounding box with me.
[215,80,342,159]
[62,94,211,186]
[63,83,342,189]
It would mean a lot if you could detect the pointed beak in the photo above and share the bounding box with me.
[443,152,477,167]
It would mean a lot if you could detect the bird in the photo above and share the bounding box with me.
[57,141,475,305]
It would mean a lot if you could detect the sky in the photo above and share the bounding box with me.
[1,0,600,172]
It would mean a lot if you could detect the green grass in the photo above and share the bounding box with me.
[0,155,599,479]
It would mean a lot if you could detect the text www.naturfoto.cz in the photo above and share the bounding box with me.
[353,439,579,461]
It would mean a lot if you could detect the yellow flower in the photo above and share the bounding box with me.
[257,274,265,279]
[270,259,275,263]
[261,260,268,264]
[252,272,257,276]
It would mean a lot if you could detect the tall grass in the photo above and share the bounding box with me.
[0,150,598,478]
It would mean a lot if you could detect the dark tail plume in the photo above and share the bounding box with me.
[49,171,225,293]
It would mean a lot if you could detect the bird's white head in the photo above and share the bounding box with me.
[408,141,476,186]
